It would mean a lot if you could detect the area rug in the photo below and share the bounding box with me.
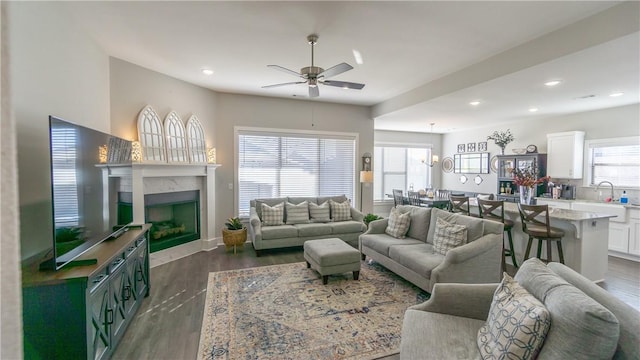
[197,261,429,360]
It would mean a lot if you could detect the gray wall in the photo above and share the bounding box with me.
[441,104,640,201]
[9,2,111,260]
[215,93,374,228]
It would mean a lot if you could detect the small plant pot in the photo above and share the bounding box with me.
[222,228,247,254]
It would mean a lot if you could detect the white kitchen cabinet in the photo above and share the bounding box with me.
[608,222,630,253]
[547,131,585,179]
[628,208,640,256]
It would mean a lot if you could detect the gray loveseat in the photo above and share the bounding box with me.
[400,258,640,359]
[359,206,504,292]
[249,195,366,256]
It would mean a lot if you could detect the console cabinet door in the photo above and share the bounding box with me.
[109,258,129,346]
[88,279,111,360]
[135,237,150,298]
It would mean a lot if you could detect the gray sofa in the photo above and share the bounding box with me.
[249,195,366,256]
[359,206,504,292]
[400,258,640,360]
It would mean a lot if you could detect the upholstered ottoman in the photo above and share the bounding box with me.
[304,238,361,285]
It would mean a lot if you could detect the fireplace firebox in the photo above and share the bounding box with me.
[142,190,200,252]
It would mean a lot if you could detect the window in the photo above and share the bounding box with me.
[51,126,79,227]
[237,129,356,217]
[586,137,640,188]
[373,145,431,201]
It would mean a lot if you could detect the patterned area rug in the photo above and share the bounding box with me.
[197,261,429,360]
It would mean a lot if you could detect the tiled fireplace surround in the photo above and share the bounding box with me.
[102,164,220,267]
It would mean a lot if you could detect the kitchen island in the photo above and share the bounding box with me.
[471,200,615,282]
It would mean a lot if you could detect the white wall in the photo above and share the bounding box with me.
[1,2,22,357]
[215,93,374,229]
[9,2,111,260]
[109,58,217,143]
[442,104,640,200]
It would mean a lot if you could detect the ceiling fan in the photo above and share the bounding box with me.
[262,34,365,98]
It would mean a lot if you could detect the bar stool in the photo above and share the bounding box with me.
[517,204,565,264]
[392,189,405,207]
[448,195,470,215]
[477,199,517,271]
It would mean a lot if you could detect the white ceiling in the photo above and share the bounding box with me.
[59,1,639,134]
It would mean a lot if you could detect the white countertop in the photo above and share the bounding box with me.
[535,197,640,209]
[470,198,617,221]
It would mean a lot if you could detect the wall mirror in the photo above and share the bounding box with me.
[454,152,490,174]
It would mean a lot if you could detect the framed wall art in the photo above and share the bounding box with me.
[478,141,488,151]
[467,142,476,152]
[457,144,466,153]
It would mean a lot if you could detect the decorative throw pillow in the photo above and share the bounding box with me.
[385,208,411,238]
[433,217,467,255]
[261,202,284,226]
[477,273,551,360]
[309,201,331,223]
[285,201,310,225]
[329,199,352,222]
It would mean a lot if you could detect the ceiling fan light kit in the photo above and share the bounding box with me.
[263,34,365,98]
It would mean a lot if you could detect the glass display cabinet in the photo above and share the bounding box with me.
[496,154,547,202]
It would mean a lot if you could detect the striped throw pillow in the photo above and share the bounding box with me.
[285,201,310,225]
[433,217,467,255]
[385,208,411,238]
[329,199,352,222]
[309,201,331,223]
[261,202,284,226]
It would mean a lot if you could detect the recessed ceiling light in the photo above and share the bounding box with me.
[469,101,481,106]
[529,107,539,112]
[352,50,363,65]
[609,92,624,97]
[544,80,562,87]
[202,69,214,76]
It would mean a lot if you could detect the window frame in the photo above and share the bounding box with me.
[234,126,359,217]
[583,136,640,189]
[374,142,433,202]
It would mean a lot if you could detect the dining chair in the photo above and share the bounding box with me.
[477,199,517,271]
[517,204,565,264]
[407,191,422,206]
[448,195,470,215]
[392,189,405,207]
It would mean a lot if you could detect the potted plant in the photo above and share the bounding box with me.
[487,129,514,155]
[363,213,382,227]
[222,217,247,254]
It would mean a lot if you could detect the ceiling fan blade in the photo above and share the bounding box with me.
[309,85,319,98]
[262,81,306,89]
[267,65,302,78]
[322,80,365,90]
[318,62,353,79]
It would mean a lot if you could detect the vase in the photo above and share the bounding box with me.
[500,146,505,155]
[519,186,534,205]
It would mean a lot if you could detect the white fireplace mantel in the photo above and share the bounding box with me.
[99,163,221,255]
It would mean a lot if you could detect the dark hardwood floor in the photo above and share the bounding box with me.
[113,246,640,359]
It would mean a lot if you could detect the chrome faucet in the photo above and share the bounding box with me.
[595,181,615,201]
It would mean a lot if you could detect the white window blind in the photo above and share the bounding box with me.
[590,142,640,188]
[51,127,80,227]
[238,131,356,217]
[373,145,430,201]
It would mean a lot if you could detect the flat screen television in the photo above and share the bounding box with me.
[43,116,133,270]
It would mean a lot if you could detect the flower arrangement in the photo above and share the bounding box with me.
[487,129,514,153]
[510,165,549,188]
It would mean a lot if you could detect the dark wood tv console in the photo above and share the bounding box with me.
[22,224,151,360]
